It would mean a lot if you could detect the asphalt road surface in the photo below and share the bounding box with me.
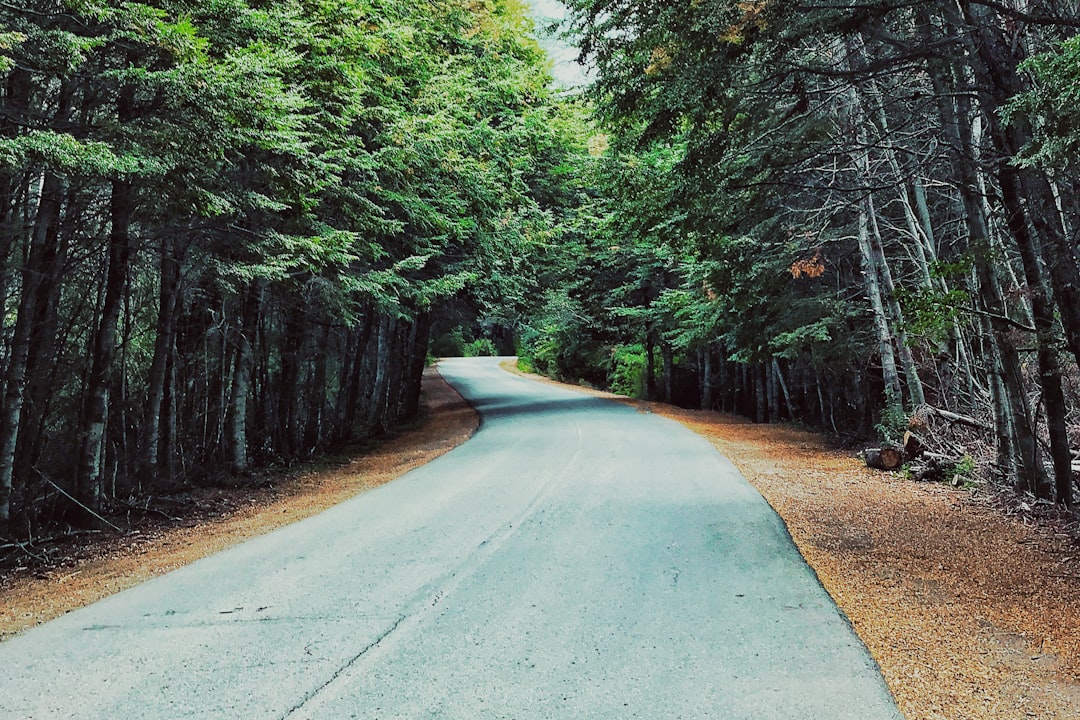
[0,357,903,719]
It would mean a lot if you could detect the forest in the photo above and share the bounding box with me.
[1,0,1079,537]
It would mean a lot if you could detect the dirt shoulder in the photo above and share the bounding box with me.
[0,366,477,641]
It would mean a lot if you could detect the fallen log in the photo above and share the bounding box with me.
[920,405,991,431]
[864,446,904,471]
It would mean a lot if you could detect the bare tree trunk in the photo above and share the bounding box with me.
[227,286,260,474]
[754,363,767,424]
[75,177,134,516]
[337,310,375,440]
[867,194,926,406]
[772,358,792,421]
[700,345,713,411]
[998,169,1073,507]
[660,341,674,404]
[367,314,393,433]
[13,220,70,496]
[303,323,331,451]
[140,235,182,484]
[644,330,656,402]
[400,312,432,422]
[857,200,903,409]
[0,170,65,533]
[920,4,1044,493]
[276,302,306,458]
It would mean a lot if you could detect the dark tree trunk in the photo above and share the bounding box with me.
[700,345,713,411]
[303,323,331,452]
[227,285,260,474]
[140,235,182,484]
[336,310,376,441]
[75,177,134,516]
[660,342,674,404]
[381,319,407,430]
[276,302,306,458]
[0,171,65,533]
[754,363,767,424]
[367,314,394,434]
[401,312,432,422]
[999,170,1073,507]
[11,177,72,519]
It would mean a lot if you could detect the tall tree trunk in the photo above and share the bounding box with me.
[12,198,70,506]
[276,302,306,458]
[401,312,432,422]
[74,177,134,516]
[920,4,1044,492]
[367,314,393,433]
[998,169,1073,507]
[867,195,926,406]
[857,199,903,410]
[958,0,1080,372]
[382,319,407,430]
[227,286,260,474]
[700,344,713,411]
[303,323,331,451]
[644,330,656,402]
[140,235,182,484]
[956,1,1073,504]
[337,310,376,440]
[660,341,674,404]
[0,171,65,533]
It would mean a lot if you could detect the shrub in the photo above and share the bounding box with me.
[463,338,498,357]
[609,344,647,398]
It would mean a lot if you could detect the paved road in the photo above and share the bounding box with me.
[0,357,902,719]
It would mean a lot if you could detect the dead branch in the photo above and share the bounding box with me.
[919,404,991,431]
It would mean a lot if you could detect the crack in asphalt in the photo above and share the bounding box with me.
[278,613,407,720]
[276,420,588,718]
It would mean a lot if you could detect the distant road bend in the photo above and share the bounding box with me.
[0,356,902,719]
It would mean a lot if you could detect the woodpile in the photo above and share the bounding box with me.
[863,405,984,483]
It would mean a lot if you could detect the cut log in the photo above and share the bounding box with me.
[864,446,904,471]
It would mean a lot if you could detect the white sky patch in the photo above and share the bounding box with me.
[522,0,594,90]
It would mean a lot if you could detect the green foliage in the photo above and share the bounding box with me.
[873,392,908,446]
[0,0,579,530]
[1008,36,1080,170]
[609,344,647,398]
[516,355,537,374]
[430,329,467,358]
[952,455,977,489]
[895,286,970,344]
[463,338,498,357]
